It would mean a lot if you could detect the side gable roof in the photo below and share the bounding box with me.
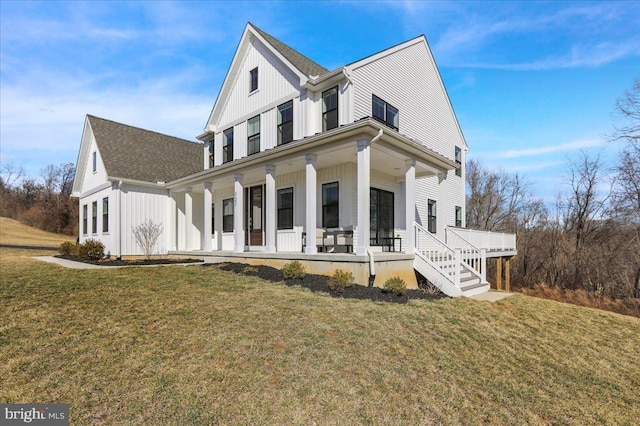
[205,22,328,132]
[87,115,203,184]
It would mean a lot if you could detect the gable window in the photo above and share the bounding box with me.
[372,95,399,130]
[222,198,234,232]
[247,115,260,155]
[223,128,234,163]
[322,182,339,228]
[277,100,293,145]
[102,197,109,233]
[92,151,97,173]
[455,206,462,227]
[92,201,98,234]
[322,86,338,131]
[427,199,437,234]
[277,187,294,229]
[82,204,88,235]
[455,146,462,177]
[208,140,215,168]
[250,67,258,92]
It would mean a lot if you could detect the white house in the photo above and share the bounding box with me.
[72,23,516,297]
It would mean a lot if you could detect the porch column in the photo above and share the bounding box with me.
[203,182,212,251]
[265,165,277,253]
[405,159,416,254]
[233,173,244,253]
[355,139,370,256]
[167,190,177,251]
[305,154,317,254]
[184,188,193,251]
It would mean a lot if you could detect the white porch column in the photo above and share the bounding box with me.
[305,154,317,254]
[265,165,277,253]
[167,190,177,252]
[233,173,244,253]
[355,139,370,256]
[203,182,212,251]
[405,159,416,254]
[184,188,193,251]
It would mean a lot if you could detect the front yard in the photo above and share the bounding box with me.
[1,246,639,424]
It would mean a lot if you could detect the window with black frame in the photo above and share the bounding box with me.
[455,146,462,177]
[247,115,260,155]
[250,67,258,92]
[222,199,234,232]
[372,95,399,130]
[455,206,462,227]
[277,187,293,229]
[322,86,338,131]
[82,204,87,235]
[91,201,97,234]
[211,204,215,234]
[102,197,109,233]
[322,182,339,228]
[277,100,293,145]
[428,199,437,233]
[223,128,234,163]
[209,139,215,168]
[370,188,394,246]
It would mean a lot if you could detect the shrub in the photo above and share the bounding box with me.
[282,260,306,280]
[328,269,354,293]
[384,276,407,295]
[77,239,105,261]
[58,241,76,256]
[132,219,164,259]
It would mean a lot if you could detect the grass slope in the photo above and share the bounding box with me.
[0,217,74,247]
[1,248,639,425]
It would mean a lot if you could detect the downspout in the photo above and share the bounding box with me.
[117,180,122,260]
[366,128,384,287]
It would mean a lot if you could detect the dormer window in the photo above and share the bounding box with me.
[322,86,338,131]
[250,67,258,93]
[372,95,399,130]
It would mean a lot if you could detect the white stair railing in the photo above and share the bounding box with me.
[445,227,486,283]
[414,223,461,287]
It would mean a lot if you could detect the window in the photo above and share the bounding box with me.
[427,199,437,233]
[102,197,109,233]
[247,115,260,155]
[370,188,394,246]
[92,201,98,234]
[322,86,338,131]
[223,128,234,163]
[222,198,234,232]
[92,152,97,172]
[250,67,258,92]
[322,182,339,228]
[82,204,88,235]
[211,203,215,234]
[208,140,215,168]
[455,206,462,227]
[277,187,294,229]
[455,146,462,177]
[372,95,399,130]
[277,100,293,145]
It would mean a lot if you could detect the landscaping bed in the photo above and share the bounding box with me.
[205,262,445,304]
[56,254,204,266]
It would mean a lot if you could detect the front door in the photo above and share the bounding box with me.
[247,185,263,246]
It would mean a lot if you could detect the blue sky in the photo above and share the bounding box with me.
[1,1,638,202]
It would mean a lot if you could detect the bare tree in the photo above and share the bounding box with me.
[1,163,24,189]
[132,219,164,259]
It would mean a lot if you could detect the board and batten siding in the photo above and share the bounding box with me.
[120,185,169,255]
[350,40,465,161]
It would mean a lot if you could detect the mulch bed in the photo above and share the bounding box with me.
[205,262,446,304]
[56,254,204,266]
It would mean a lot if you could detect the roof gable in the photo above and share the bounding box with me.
[205,22,328,132]
[73,115,203,193]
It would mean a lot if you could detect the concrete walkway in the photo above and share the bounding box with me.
[32,256,206,269]
[469,290,514,302]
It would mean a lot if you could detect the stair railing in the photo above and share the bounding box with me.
[414,222,461,287]
[445,227,486,282]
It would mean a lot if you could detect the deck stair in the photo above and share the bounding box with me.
[413,223,489,297]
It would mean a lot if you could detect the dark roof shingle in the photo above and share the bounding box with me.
[250,23,329,77]
[88,115,202,183]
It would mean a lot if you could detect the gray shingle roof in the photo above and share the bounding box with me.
[88,115,202,183]
[250,23,329,77]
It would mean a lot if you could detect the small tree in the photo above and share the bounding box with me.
[132,219,164,258]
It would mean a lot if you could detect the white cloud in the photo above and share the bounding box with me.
[497,139,605,159]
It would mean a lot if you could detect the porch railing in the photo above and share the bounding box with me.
[446,227,516,251]
[445,227,486,282]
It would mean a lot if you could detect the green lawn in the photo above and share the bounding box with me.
[1,247,639,425]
